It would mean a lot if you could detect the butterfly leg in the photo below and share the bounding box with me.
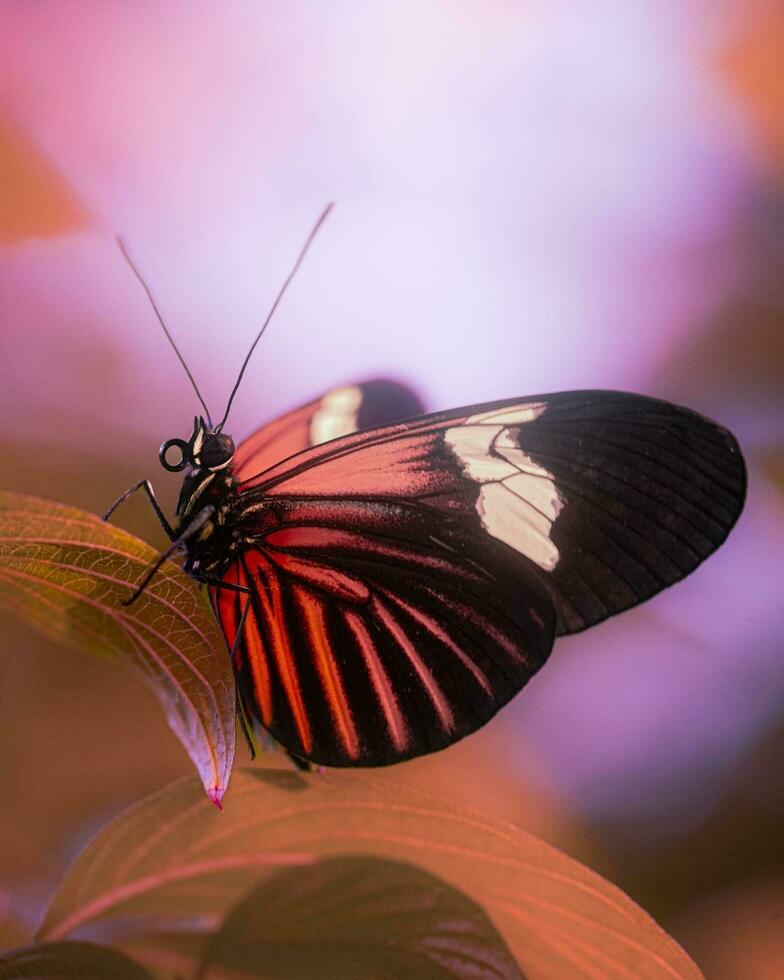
[192,574,251,594]
[234,688,257,761]
[123,505,215,606]
[226,590,257,762]
[196,573,258,762]
[103,479,176,539]
[196,573,312,771]
[286,751,313,772]
[220,595,303,769]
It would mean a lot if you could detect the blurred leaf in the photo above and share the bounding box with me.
[654,302,784,403]
[197,855,523,980]
[0,114,86,243]
[0,928,27,960]
[0,940,152,978]
[118,931,210,980]
[669,877,784,980]
[761,447,784,498]
[38,770,702,980]
[721,2,784,173]
[0,893,28,954]
[0,491,235,805]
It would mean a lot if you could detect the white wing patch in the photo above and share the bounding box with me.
[310,385,363,445]
[463,402,547,426]
[444,415,563,571]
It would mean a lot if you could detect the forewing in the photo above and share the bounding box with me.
[233,379,424,481]
[243,390,746,635]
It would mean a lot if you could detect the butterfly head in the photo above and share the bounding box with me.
[159,417,235,474]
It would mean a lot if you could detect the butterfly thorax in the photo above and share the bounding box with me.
[175,464,246,578]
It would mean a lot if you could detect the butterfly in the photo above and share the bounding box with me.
[107,208,747,768]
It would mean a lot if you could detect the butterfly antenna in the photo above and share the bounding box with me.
[215,202,334,432]
[116,235,213,425]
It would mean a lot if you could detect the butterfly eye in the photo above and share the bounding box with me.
[201,433,235,470]
[159,438,191,472]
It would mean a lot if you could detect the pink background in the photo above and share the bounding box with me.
[1,3,783,975]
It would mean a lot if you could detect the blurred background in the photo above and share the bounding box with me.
[0,1,782,975]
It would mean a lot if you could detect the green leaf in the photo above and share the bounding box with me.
[38,770,702,979]
[0,491,235,805]
[0,940,152,978]
[198,855,523,979]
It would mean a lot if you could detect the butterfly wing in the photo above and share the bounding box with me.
[232,379,424,480]
[219,379,552,766]
[245,389,747,635]
[215,517,555,766]
[214,389,745,766]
